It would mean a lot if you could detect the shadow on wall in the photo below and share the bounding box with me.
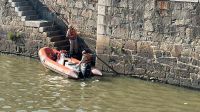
[77,37,96,66]
[28,0,95,62]
[28,0,68,32]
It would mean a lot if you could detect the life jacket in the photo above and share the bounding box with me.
[82,53,92,64]
[68,28,77,40]
[57,53,60,60]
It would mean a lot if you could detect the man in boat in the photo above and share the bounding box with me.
[66,25,78,56]
[77,50,92,78]
[57,50,69,65]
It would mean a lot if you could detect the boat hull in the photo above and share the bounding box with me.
[38,47,102,79]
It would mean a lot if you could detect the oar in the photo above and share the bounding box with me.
[94,54,119,75]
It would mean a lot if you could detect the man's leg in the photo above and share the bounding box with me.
[81,64,86,78]
[69,39,74,55]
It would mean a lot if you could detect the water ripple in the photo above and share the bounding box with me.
[0,55,200,112]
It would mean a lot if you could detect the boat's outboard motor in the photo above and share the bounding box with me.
[78,64,91,79]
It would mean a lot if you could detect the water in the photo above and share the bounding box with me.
[0,54,200,112]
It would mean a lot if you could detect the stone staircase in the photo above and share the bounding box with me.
[9,0,69,50]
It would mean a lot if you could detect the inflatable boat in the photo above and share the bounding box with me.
[38,47,102,79]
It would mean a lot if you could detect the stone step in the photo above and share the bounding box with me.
[9,0,27,3]
[43,30,61,37]
[15,6,33,12]
[11,1,29,7]
[18,10,36,16]
[51,39,69,47]
[39,25,59,32]
[47,35,66,42]
[40,21,53,27]
[21,15,39,21]
[54,45,70,50]
[25,20,52,28]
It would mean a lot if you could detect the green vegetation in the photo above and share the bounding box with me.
[7,31,22,41]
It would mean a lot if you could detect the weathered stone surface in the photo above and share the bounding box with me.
[154,50,162,58]
[178,56,191,63]
[124,40,137,50]
[167,77,180,85]
[180,78,191,87]
[170,68,190,78]
[157,57,177,66]
[1,0,200,89]
[137,41,154,58]
[163,51,171,57]
[144,20,154,32]
[134,68,146,75]
[171,44,182,57]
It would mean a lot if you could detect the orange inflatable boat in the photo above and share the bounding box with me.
[38,47,102,79]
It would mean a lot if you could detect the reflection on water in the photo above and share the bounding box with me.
[0,54,200,112]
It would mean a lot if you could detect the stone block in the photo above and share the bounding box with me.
[124,64,134,75]
[166,73,175,78]
[95,54,109,69]
[137,41,154,58]
[124,40,137,51]
[191,58,198,66]
[111,16,121,26]
[191,80,200,89]
[153,62,171,72]
[177,62,190,70]
[96,35,110,54]
[109,55,122,64]
[188,66,199,74]
[167,78,180,85]
[186,28,193,38]
[81,9,93,19]
[180,78,191,87]
[195,46,200,53]
[97,24,106,35]
[158,1,169,10]
[112,63,124,74]
[98,5,106,15]
[123,49,136,55]
[110,39,123,49]
[171,68,190,78]
[175,19,185,25]
[178,56,191,63]
[98,0,111,6]
[181,49,192,57]
[71,8,79,16]
[173,2,182,10]
[144,20,154,31]
[171,44,182,57]
[97,15,105,25]
[154,50,162,58]
[160,43,173,52]
[157,57,177,66]
[132,56,147,66]
[163,51,171,57]
[75,1,83,9]
[134,68,146,75]
[148,71,166,78]
[190,73,199,81]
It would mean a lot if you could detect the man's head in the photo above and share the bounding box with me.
[82,50,86,54]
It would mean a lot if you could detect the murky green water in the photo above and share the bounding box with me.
[0,54,200,112]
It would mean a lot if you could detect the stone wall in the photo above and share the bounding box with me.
[32,0,98,50]
[1,0,200,89]
[95,0,200,89]
[0,0,46,58]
